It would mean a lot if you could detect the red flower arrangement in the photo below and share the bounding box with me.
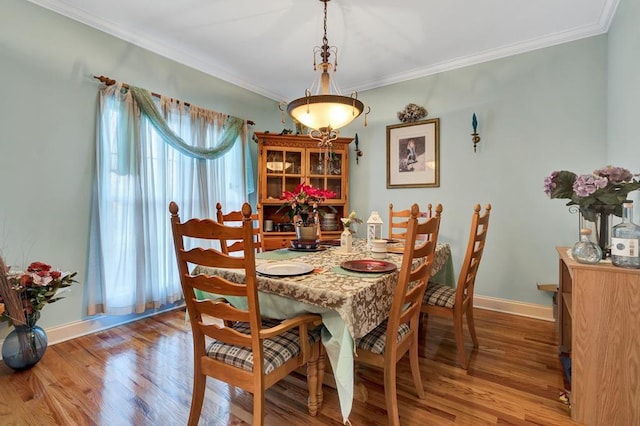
[277,183,336,225]
[0,260,77,327]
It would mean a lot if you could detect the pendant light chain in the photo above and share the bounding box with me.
[319,0,334,71]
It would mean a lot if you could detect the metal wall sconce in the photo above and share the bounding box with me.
[471,113,481,152]
[353,133,363,164]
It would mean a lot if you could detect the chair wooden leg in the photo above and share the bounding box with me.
[306,343,319,416]
[419,311,429,334]
[466,305,479,348]
[409,334,425,399]
[454,312,468,369]
[188,372,206,426]
[384,362,400,426]
[253,390,265,426]
[419,311,430,357]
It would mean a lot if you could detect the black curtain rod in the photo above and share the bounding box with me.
[93,75,255,126]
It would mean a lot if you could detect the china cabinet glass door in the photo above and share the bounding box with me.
[264,148,303,200]
[307,150,345,201]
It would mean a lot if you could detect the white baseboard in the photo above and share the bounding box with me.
[474,295,555,322]
[45,305,186,345]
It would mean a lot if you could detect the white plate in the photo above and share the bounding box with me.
[256,262,314,277]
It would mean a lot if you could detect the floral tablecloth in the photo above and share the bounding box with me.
[193,240,451,339]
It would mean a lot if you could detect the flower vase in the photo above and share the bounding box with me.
[296,224,317,242]
[340,227,353,252]
[2,325,48,370]
[579,205,616,259]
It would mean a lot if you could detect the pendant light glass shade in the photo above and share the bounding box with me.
[288,95,364,131]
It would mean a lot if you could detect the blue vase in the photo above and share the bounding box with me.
[2,325,48,370]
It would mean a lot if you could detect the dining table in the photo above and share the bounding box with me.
[192,239,454,424]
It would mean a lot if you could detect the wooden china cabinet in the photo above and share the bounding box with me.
[254,132,351,250]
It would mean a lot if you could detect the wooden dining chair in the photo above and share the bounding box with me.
[421,203,491,369]
[388,202,433,240]
[170,201,324,425]
[216,201,265,254]
[356,203,443,426]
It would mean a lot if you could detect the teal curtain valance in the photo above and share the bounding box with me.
[129,86,244,160]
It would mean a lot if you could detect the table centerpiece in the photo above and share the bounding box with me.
[277,183,336,241]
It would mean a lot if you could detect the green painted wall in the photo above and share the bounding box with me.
[608,0,640,168]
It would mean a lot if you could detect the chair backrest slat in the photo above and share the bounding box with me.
[186,275,248,298]
[199,322,253,347]
[181,247,245,270]
[195,299,251,324]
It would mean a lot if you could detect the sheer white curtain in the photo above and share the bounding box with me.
[87,84,248,315]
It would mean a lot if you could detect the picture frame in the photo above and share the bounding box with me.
[386,118,440,188]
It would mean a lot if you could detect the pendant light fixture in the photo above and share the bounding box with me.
[283,0,369,152]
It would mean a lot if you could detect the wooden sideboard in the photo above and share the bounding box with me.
[556,247,640,426]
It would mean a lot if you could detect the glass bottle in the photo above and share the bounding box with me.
[611,200,640,269]
[572,228,603,264]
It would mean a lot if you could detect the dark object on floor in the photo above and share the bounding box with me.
[559,351,571,390]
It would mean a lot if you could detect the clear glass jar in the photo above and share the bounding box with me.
[611,200,640,269]
[572,228,603,264]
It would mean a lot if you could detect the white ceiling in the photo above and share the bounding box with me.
[29,0,618,102]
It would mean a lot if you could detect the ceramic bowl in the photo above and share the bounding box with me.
[290,239,320,250]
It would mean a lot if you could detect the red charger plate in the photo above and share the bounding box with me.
[340,259,397,273]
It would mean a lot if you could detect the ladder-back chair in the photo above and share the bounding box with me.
[388,202,433,241]
[421,203,491,369]
[216,202,265,254]
[170,201,323,425]
[355,203,443,426]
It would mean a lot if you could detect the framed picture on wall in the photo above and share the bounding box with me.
[386,118,440,188]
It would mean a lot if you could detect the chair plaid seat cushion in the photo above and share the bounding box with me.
[356,319,410,355]
[423,282,455,308]
[206,318,322,375]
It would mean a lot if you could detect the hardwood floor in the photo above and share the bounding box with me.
[0,308,577,425]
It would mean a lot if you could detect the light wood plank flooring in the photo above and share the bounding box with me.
[0,308,577,425]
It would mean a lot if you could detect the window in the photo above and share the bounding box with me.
[87,84,249,315]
